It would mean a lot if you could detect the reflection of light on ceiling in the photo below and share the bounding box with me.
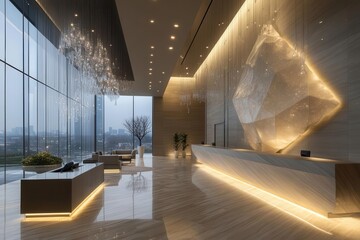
[197,164,333,235]
[23,183,104,221]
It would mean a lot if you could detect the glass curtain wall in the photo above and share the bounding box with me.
[0,0,95,184]
[99,96,152,154]
[134,96,152,153]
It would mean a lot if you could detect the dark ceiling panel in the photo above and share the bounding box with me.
[173,0,246,77]
[36,0,134,81]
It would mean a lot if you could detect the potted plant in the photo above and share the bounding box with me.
[180,133,189,158]
[173,132,181,158]
[22,151,63,174]
[124,115,151,158]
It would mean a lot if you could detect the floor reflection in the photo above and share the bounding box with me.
[1,155,360,239]
[95,171,153,222]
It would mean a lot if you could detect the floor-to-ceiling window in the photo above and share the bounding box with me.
[100,96,152,154]
[0,0,95,184]
[134,96,152,153]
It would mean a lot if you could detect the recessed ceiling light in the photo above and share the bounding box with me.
[162,72,165,74]
[169,46,173,50]
[149,68,152,71]
[157,90,159,92]
[200,54,203,57]
[109,44,112,47]
[70,23,74,27]
[186,72,189,75]
[151,46,154,49]
[170,35,175,40]
[150,19,155,23]
[159,81,162,83]
[206,46,209,49]
[149,72,152,75]
[91,29,95,33]
[74,13,78,17]
[185,67,188,70]
[149,81,152,84]
[174,24,179,28]
[150,54,154,57]
[150,61,153,64]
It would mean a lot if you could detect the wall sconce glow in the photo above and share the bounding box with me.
[232,24,341,153]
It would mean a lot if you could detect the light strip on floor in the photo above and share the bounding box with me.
[24,183,104,221]
[198,164,333,236]
[104,169,121,174]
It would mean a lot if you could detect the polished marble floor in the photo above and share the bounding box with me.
[1,155,360,240]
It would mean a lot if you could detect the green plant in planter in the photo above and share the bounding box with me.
[173,132,181,157]
[180,133,189,151]
[180,133,189,158]
[22,151,62,166]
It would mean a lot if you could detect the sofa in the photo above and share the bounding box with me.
[111,149,136,163]
[83,151,103,164]
[98,155,122,169]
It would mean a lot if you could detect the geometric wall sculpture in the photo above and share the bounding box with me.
[233,25,341,153]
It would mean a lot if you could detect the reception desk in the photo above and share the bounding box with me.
[192,145,360,217]
[21,163,104,216]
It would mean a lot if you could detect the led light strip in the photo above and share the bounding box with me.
[198,164,333,235]
[24,183,105,220]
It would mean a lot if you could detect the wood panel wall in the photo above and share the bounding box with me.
[152,78,205,156]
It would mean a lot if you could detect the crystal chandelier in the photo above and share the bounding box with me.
[59,24,132,96]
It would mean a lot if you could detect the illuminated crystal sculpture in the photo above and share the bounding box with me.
[233,24,341,152]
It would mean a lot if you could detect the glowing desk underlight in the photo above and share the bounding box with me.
[21,163,104,217]
[192,145,360,217]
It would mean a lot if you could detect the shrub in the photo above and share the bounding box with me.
[21,152,63,166]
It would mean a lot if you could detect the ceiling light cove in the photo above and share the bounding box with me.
[116,0,203,95]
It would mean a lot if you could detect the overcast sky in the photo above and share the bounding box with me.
[104,96,152,130]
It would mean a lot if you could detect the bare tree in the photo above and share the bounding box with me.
[124,116,151,146]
